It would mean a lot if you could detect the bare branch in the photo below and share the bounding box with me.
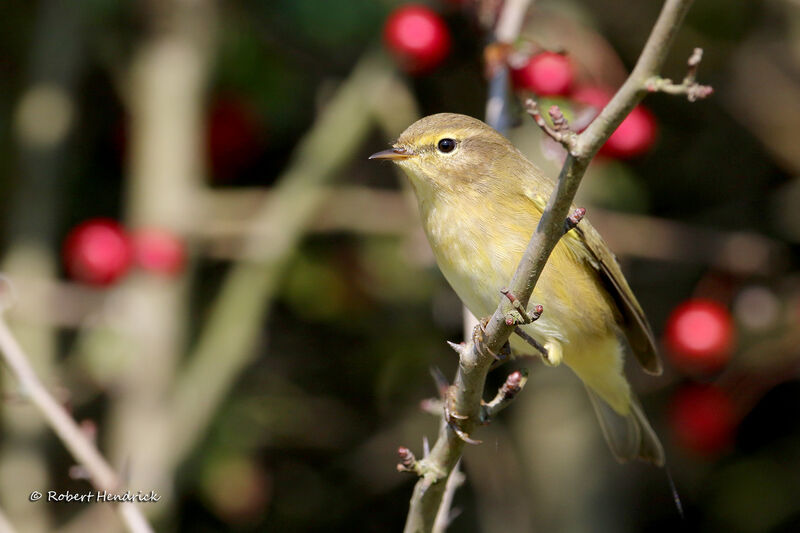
[432,461,464,533]
[645,47,714,101]
[482,370,529,421]
[494,0,534,44]
[0,313,153,533]
[0,505,19,533]
[403,1,704,531]
[525,99,578,154]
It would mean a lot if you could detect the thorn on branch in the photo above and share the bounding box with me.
[449,421,483,445]
[686,47,703,78]
[482,369,529,422]
[644,47,713,102]
[446,340,467,357]
[564,207,587,233]
[525,99,578,154]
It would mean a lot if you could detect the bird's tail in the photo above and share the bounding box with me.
[585,385,664,466]
[564,334,664,465]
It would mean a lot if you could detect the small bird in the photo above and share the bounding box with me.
[370,113,664,466]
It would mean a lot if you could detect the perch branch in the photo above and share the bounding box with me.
[402,1,705,531]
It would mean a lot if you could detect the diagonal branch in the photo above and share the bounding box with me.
[402,0,706,531]
[0,311,153,533]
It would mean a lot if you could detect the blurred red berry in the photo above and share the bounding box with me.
[132,228,186,277]
[384,5,451,74]
[572,86,611,112]
[665,299,735,374]
[63,219,131,286]
[511,52,574,96]
[207,97,262,182]
[670,384,736,456]
[572,86,658,159]
[602,105,657,159]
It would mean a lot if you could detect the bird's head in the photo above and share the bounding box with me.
[369,113,523,196]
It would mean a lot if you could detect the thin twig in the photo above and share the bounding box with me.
[402,1,704,531]
[481,369,529,421]
[0,314,153,533]
[525,99,578,154]
[432,460,464,533]
[494,0,534,44]
[645,47,713,101]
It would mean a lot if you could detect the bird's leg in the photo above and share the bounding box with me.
[472,316,500,359]
[488,342,512,370]
[542,338,564,367]
[500,288,543,326]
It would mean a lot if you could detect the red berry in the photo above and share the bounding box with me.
[384,5,451,74]
[63,219,131,286]
[602,105,657,159]
[665,299,735,374]
[511,52,574,96]
[207,97,262,182]
[131,228,186,277]
[670,384,736,456]
[572,86,658,159]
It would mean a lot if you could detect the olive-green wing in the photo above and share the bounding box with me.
[517,163,660,374]
[574,221,662,375]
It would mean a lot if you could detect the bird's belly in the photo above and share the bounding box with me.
[429,218,616,354]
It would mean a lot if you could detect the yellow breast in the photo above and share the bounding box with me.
[412,172,617,352]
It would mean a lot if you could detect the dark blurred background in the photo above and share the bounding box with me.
[1,0,799,532]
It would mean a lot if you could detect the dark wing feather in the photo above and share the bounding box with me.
[574,222,662,375]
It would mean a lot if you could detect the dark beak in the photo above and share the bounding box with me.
[368,147,413,161]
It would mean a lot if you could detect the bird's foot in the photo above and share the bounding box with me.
[472,317,499,359]
[444,387,482,445]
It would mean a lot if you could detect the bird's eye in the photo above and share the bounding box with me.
[437,138,457,153]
